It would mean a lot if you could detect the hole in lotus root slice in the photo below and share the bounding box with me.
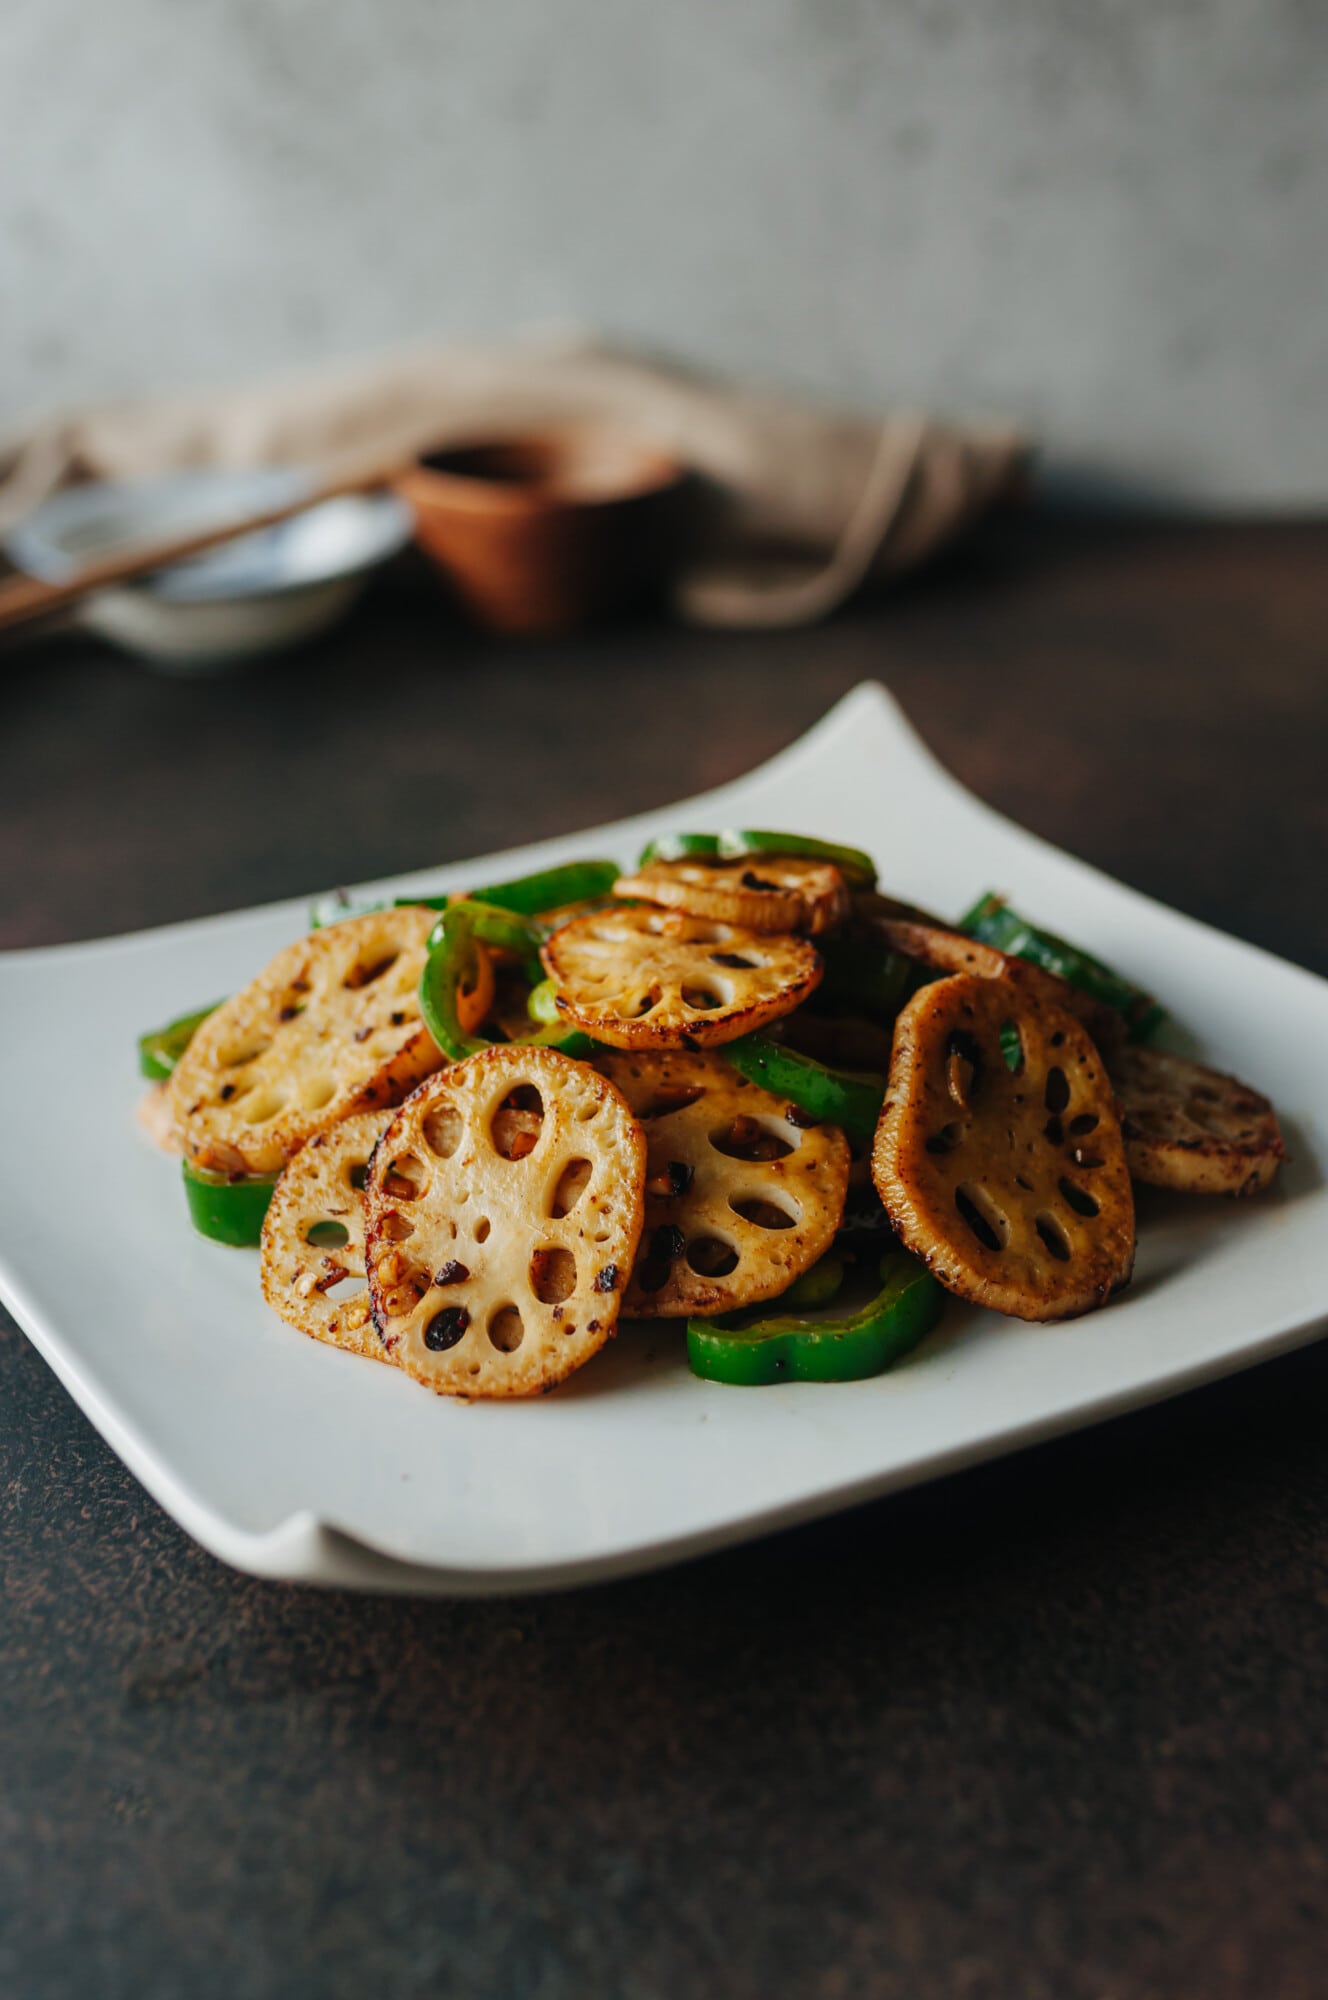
[530,1247,577,1305]
[363,1046,647,1398]
[381,1151,428,1202]
[955,1182,1010,1252]
[1036,1213,1072,1262]
[168,907,445,1176]
[258,1110,391,1361]
[613,856,850,935]
[1107,1044,1286,1196]
[488,1305,526,1352]
[422,1099,464,1159]
[491,1084,545,1161]
[729,1196,797,1232]
[541,906,823,1052]
[709,1115,793,1163]
[377,1211,415,1243]
[872,975,1135,1322]
[686,1236,739,1277]
[593,1048,850,1318]
[305,1219,350,1249]
[550,1158,592,1219]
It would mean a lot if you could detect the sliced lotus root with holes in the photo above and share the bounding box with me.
[364,1046,646,1398]
[1109,1045,1285,1196]
[541,905,822,1051]
[872,974,1134,1321]
[865,913,1123,1053]
[167,907,447,1176]
[260,1112,389,1359]
[593,1049,850,1317]
[614,857,849,935]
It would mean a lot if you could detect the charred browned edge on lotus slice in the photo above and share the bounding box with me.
[260,1110,389,1359]
[594,1048,851,1316]
[541,905,822,1051]
[363,1046,646,1399]
[1110,1044,1285,1196]
[866,911,1123,1054]
[872,973,1135,1321]
[168,906,444,1176]
[613,857,849,935]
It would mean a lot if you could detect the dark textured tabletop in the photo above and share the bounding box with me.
[3,516,1327,2000]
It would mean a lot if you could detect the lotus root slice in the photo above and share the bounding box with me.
[866,912,1122,1054]
[1110,1044,1284,1196]
[364,1046,646,1398]
[873,974,1135,1321]
[168,907,444,1176]
[614,857,849,935]
[260,1111,388,1359]
[594,1049,851,1316]
[541,905,822,1051]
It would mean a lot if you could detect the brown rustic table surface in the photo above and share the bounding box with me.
[3,516,1326,1999]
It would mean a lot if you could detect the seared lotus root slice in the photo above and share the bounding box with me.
[364,1046,646,1398]
[168,907,444,1177]
[541,906,822,1051]
[872,974,1135,1321]
[614,857,849,936]
[594,1049,850,1317]
[260,1112,388,1359]
[1109,1045,1285,1196]
[865,911,1122,1053]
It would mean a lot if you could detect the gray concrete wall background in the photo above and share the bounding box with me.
[2,0,1325,505]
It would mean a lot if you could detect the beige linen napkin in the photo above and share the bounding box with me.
[0,340,1029,629]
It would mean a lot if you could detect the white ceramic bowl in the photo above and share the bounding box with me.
[5,469,413,669]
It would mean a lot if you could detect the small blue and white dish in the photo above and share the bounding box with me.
[5,468,413,669]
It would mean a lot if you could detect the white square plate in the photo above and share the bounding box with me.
[2,684,1325,1595]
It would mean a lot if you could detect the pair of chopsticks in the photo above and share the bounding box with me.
[0,453,413,636]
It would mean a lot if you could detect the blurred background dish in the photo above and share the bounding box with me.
[3,469,412,669]
[395,429,690,635]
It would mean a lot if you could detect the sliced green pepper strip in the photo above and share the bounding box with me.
[818,934,914,1017]
[778,1253,846,1312]
[182,1161,278,1247]
[467,858,620,917]
[717,829,877,888]
[526,977,562,1026]
[960,892,1166,1042]
[395,859,621,923]
[138,1003,222,1082]
[637,832,723,867]
[686,1251,941,1386]
[722,1034,885,1151]
[420,903,594,1062]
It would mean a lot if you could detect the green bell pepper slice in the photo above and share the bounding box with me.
[393,859,622,924]
[419,902,594,1062]
[818,933,914,1017]
[636,832,723,867]
[722,1034,885,1150]
[960,893,1165,1042]
[466,858,620,918]
[182,1161,278,1247]
[636,829,877,887]
[778,1253,846,1311]
[138,1003,222,1082]
[686,1251,942,1386]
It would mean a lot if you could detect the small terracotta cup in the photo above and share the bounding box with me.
[393,428,689,636]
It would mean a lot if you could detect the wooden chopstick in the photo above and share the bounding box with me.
[0,454,415,637]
